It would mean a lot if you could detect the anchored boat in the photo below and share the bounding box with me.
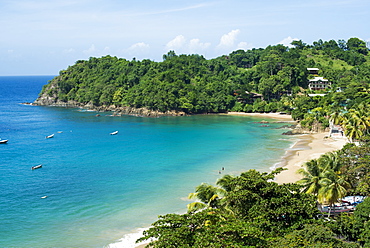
[31,164,43,170]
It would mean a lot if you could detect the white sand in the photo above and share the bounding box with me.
[274,132,348,184]
[225,112,295,121]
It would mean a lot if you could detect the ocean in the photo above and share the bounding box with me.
[0,76,294,247]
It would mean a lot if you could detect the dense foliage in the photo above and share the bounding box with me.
[40,38,370,119]
[137,135,370,247]
[137,168,364,247]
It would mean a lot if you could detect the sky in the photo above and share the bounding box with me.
[0,0,369,76]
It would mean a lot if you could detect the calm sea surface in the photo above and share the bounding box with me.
[0,76,294,247]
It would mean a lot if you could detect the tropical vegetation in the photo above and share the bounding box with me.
[35,37,370,247]
[138,135,370,247]
[38,38,370,125]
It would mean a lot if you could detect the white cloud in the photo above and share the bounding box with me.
[278,36,299,47]
[217,29,240,48]
[189,39,211,54]
[124,42,150,59]
[166,35,186,51]
[164,35,211,55]
[128,42,150,52]
[236,42,251,51]
[366,38,370,49]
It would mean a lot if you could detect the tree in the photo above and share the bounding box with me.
[297,159,323,195]
[331,198,370,246]
[137,169,320,247]
[347,38,368,55]
[187,183,224,212]
[318,169,350,215]
[291,40,307,50]
[271,224,360,248]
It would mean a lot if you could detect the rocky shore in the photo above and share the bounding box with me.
[31,96,186,117]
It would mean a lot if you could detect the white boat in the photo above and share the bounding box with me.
[31,164,42,170]
[0,139,8,144]
[110,131,118,135]
[46,134,54,139]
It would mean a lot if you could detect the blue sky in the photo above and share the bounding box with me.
[1,0,369,75]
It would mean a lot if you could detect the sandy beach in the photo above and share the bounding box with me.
[274,132,348,184]
[225,111,296,121]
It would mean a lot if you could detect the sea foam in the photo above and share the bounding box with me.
[106,228,149,248]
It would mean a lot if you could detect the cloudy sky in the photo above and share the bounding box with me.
[1,0,369,75]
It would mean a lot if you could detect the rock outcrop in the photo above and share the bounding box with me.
[33,88,186,117]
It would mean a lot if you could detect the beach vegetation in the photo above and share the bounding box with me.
[137,169,364,247]
[294,134,370,246]
[139,134,370,247]
[138,155,370,248]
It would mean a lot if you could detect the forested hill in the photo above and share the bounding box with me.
[34,38,369,117]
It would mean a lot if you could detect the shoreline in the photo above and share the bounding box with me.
[224,112,296,121]
[120,114,347,248]
[274,132,348,184]
[223,113,348,184]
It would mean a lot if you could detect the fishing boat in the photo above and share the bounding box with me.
[0,139,8,144]
[110,131,118,135]
[46,134,54,139]
[31,164,42,170]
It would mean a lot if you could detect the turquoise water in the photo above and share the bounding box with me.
[0,76,294,247]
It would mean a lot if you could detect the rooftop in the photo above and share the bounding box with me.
[309,77,328,82]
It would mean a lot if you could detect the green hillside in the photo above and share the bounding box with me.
[36,37,369,120]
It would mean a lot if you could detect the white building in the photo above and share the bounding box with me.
[307,68,331,91]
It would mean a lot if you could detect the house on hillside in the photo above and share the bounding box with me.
[307,68,319,75]
[307,68,331,91]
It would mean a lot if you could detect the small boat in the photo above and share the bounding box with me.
[41,196,48,199]
[0,139,8,144]
[46,134,54,139]
[110,131,118,135]
[31,164,43,170]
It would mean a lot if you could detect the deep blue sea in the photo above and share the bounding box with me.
[0,76,294,247]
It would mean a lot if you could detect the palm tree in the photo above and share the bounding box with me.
[297,159,323,195]
[318,151,342,173]
[187,174,237,213]
[344,119,364,143]
[329,110,343,126]
[216,174,236,192]
[187,183,225,212]
[318,170,351,216]
[353,105,370,135]
[341,107,370,142]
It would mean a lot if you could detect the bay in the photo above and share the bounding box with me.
[0,76,294,247]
